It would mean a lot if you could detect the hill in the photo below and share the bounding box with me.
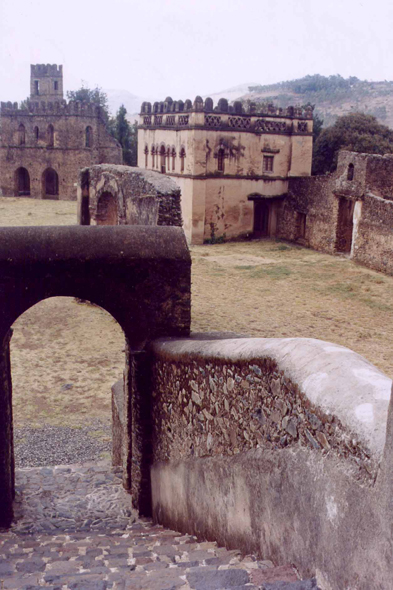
[239,75,393,128]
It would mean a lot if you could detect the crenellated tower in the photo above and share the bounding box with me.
[30,64,63,101]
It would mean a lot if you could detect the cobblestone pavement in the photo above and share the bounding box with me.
[0,464,319,589]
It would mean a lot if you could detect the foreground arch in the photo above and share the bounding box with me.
[42,167,59,198]
[0,225,191,527]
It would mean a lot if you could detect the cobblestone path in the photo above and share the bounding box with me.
[0,464,319,589]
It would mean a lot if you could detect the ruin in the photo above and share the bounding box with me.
[0,65,122,200]
[137,97,313,244]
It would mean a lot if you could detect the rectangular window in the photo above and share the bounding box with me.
[296,212,307,239]
[34,80,39,95]
[54,81,58,91]
[263,156,274,172]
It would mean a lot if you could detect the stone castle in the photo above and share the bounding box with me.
[0,64,122,200]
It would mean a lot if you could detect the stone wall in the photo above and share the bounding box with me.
[77,165,183,228]
[146,334,393,589]
[285,150,393,276]
[0,101,122,200]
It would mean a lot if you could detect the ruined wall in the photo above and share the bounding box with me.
[147,335,393,590]
[353,194,393,274]
[0,101,122,200]
[77,165,182,228]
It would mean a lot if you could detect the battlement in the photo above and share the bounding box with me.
[0,100,103,118]
[140,96,314,120]
[31,64,63,77]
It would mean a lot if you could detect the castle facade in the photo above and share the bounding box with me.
[0,65,122,200]
[137,97,313,244]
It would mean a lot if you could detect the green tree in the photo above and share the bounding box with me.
[312,112,393,175]
[67,84,110,123]
[111,105,137,166]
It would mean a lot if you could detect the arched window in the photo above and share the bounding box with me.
[144,145,149,168]
[160,145,166,173]
[151,146,156,168]
[347,163,354,181]
[166,146,171,172]
[85,126,93,148]
[217,146,225,172]
[171,147,176,171]
[18,124,26,146]
[34,126,39,142]
[47,124,54,148]
[180,147,186,173]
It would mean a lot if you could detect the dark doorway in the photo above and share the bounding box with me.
[96,192,118,225]
[15,167,30,196]
[253,200,270,236]
[42,168,59,199]
[336,197,355,253]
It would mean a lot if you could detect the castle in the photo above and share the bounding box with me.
[137,97,314,244]
[0,64,122,200]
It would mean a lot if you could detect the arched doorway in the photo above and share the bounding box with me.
[336,197,355,253]
[253,200,270,237]
[96,192,118,225]
[14,167,30,196]
[42,167,59,199]
[0,225,191,528]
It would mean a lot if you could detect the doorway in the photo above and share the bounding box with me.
[336,197,355,253]
[42,168,59,199]
[14,167,30,196]
[253,200,270,237]
[96,192,118,225]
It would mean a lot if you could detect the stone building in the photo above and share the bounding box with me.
[0,64,122,200]
[284,150,393,275]
[138,97,313,244]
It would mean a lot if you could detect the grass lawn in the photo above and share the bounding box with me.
[2,196,392,429]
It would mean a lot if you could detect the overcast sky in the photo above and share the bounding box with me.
[1,0,393,103]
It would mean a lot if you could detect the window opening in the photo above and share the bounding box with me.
[34,80,39,95]
[347,163,354,181]
[47,124,54,148]
[18,124,26,146]
[180,147,186,173]
[263,155,274,173]
[85,126,93,148]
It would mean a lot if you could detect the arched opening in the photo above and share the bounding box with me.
[180,147,186,173]
[144,145,149,168]
[96,191,118,225]
[18,124,26,146]
[151,146,156,168]
[160,145,166,173]
[42,167,59,199]
[217,146,225,172]
[85,126,93,148]
[14,167,30,196]
[10,296,127,530]
[34,126,39,142]
[47,124,54,148]
[253,200,270,237]
[171,147,176,171]
[347,163,354,181]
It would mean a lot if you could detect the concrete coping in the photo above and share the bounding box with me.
[151,335,392,462]
[0,225,190,263]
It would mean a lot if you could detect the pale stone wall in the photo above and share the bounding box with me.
[148,334,393,589]
[138,98,313,243]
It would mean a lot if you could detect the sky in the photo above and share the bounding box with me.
[1,0,393,103]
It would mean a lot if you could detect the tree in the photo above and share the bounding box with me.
[312,112,393,175]
[111,105,137,166]
[67,84,110,123]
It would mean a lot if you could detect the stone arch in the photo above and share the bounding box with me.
[42,167,59,198]
[96,191,118,225]
[14,167,30,196]
[0,225,191,527]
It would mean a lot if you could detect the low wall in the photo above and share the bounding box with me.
[148,334,393,589]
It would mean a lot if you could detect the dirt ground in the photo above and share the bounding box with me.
[2,196,393,430]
